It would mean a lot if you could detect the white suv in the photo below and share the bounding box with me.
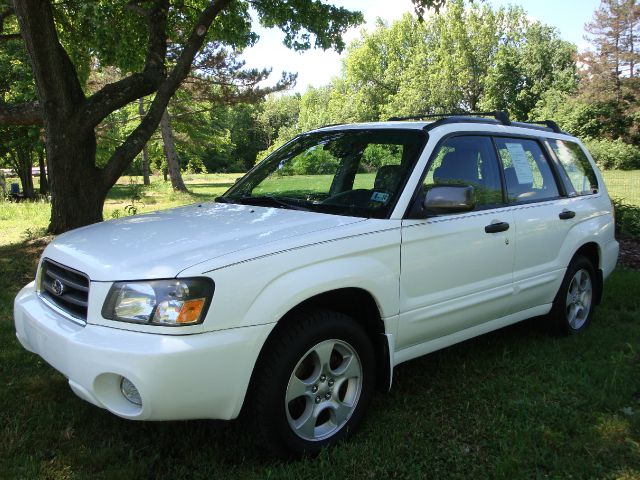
[14,113,619,455]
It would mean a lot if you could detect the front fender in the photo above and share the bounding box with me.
[182,225,402,333]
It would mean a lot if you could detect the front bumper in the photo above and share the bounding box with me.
[14,282,273,421]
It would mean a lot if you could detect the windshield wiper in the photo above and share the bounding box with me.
[238,195,311,211]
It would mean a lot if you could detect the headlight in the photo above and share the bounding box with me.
[102,278,214,326]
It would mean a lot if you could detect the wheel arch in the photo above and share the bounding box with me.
[242,287,392,418]
[572,241,603,305]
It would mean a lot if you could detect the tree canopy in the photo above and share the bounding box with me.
[257,0,578,157]
[0,0,364,232]
[0,0,638,232]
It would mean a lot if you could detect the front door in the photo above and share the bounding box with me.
[397,135,515,350]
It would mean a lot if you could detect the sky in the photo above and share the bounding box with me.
[240,0,602,93]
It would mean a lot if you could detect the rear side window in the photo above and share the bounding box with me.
[494,138,559,203]
[547,139,599,195]
[424,136,503,209]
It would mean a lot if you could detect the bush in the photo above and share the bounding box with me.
[584,138,640,170]
[288,147,339,175]
[612,198,640,239]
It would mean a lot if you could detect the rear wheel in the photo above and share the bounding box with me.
[548,256,596,335]
[251,309,375,456]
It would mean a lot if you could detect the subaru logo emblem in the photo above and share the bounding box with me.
[52,279,65,296]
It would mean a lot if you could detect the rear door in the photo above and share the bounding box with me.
[397,135,515,350]
[492,136,572,314]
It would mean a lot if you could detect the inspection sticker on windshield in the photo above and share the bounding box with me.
[505,143,534,184]
[371,191,389,203]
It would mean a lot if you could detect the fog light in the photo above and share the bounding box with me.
[120,377,142,406]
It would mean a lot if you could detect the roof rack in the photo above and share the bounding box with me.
[388,111,512,125]
[315,122,346,130]
[388,111,566,134]
[511,119,562,133]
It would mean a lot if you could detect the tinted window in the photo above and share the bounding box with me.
[424,136,503,209]
[548,139,599,195]
[495,138,559,203]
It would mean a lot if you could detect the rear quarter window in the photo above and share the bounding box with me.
[548,139,599,195]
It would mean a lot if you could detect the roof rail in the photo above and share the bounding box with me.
[315,122,346,130]
[388,111,568,135]
[512,120,563,133]
[388,111,512,126]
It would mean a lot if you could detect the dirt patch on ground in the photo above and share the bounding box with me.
[618,238,640,270]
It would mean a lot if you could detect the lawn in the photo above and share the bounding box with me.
[0,170,639,478]
[0,240,639,478]
[602,170,640,206]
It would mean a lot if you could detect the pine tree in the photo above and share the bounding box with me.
[581,0,639,141]
[582,0,640,103]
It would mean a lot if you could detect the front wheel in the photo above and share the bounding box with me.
[251,309,375,456]
[548,255,596,335]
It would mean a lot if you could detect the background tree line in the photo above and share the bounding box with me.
[0,0,638,233]
[252,0,639,169]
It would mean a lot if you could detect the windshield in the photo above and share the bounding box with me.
[220,129,426,218]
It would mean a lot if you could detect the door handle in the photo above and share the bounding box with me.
[485,221,510,233]
[559,210,576,220]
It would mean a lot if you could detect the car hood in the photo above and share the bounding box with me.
[43,202,365,281]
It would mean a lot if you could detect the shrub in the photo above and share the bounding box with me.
[584,138,640,170]
[288,147,339,175]
[612,198,640,240]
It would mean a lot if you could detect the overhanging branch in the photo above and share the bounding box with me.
[0,101,42,125]
[102,0,231,187]
[0,32,19,41]
[79,0,169,130]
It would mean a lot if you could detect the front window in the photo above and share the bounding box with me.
[220,129,426,218]
[423,136,503,210]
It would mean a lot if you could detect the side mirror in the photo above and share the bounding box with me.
[423,185,475,214]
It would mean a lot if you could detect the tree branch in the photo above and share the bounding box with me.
[0,32,19,41]
[78,0,169,130]
[12,0,85,119]
[0,101,42,125]
[102,0,231,187]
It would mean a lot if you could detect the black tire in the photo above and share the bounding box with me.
[250,309,375,457]
[548,255,597,335]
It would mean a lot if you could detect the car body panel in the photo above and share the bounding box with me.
[398,208,515,349]
[43,202,364,281]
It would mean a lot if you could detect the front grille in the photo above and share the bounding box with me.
[40,259,90,321]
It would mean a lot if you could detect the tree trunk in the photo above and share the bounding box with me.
[15,148,34,198]
[38,149,48,194]
[138,98,150,185]
[10,0,230,233]
[159,108,188,192]
[46,128,107,232]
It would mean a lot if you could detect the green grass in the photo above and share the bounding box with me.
[0,237,639,478]
[0,167,638,476]
[602,170,640,206]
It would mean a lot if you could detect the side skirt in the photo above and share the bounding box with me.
[392,304,552,367]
